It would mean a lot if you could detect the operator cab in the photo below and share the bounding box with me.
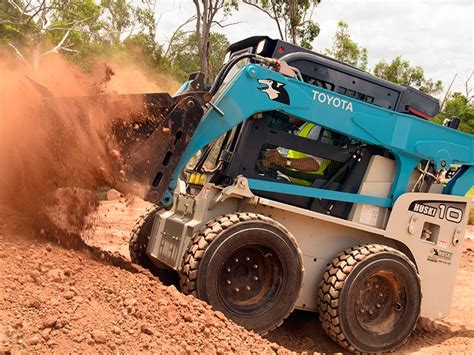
[185,36,442,220]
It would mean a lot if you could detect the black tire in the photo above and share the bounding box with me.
[129,207,179,285]
[180,212,304,334]
[129,207,160,268]
[318,244,421,353]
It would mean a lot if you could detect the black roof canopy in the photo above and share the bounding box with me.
[227,36,440,118]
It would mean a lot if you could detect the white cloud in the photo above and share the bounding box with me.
[156,0,473,96]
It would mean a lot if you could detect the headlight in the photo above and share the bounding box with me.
[256,39,266,54]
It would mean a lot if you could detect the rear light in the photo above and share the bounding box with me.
[409,107,432,120]
[277,46,285,54]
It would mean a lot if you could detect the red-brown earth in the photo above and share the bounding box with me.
[2,196,471,353]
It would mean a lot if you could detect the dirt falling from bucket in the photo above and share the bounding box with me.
[0,51,177,236]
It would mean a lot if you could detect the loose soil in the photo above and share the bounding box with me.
[0,205,282,354]
[1,198,473,353]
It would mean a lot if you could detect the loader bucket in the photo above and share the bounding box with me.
[32,71,210,206]
[120,92,211,203]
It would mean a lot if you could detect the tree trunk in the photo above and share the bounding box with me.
[289,0,297,44]
[193,0,210,82]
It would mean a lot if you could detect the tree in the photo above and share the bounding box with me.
[373,56,443,95]
[242,0,321,49]
[166,31,230,83]
[0,0,102,68]
[192,0,238,81]
[324,21,368,71]
[434,93,474,134]
[1,0,162,70]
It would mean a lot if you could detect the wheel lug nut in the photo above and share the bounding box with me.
[368,310,374,315]
[245,286,251,291]
[234,258,239,263]
[379,293,384,297]
[252,264,258,269]
[246,257,250,261]
[226,280,231,285]
[376,303,381,308]
[234,287,240,293]
[226,267,231,272]
[375,284,379,288]
[253,276,259,281]
[360,309,365,313]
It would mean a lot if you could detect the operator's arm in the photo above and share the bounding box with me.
[265,150,320,171]
[288,156,320,171]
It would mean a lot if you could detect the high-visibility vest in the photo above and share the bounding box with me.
[287,123,330,186]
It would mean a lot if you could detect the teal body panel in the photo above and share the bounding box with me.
[161,64,474,206]
[445,165,474,196]
[246,179,392,207]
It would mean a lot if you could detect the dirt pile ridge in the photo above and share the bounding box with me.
[1,196,472,354]
[83,198,474,354]
[0,208,284,354]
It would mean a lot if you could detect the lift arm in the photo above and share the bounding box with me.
[156,63,473,207]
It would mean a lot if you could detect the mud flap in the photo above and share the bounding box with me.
[124,93,210,204]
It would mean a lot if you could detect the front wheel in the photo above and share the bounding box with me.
[129,207,178,285]
[180,212,304,334]
[318,244,421,353]
[129,207,160,269]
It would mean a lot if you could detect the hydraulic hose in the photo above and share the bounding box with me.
[209,53,258,95]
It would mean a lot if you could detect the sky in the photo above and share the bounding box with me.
[155,0,473,97]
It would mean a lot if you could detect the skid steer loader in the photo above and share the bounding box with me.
[125,36,474,352]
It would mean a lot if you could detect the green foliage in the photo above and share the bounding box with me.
[468,187,474,225]
[101,0,133,42]
[0,0,103,63]
[0,0,161,65]
[434,93,474,134]
[0,1,30,47]
[243,0,321,49]
[0,0,236,86]
[166,32,229,83]
[324,20,443,95]
[468,187,474,199]
[324,21,368,71]
[165,31,200,82]
[373,56,443,95]
[223,0,239,13]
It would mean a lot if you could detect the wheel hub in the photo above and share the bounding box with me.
[218,245,281,310]
[355,271,406,335]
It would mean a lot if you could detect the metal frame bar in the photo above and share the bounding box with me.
[161,64,474,206]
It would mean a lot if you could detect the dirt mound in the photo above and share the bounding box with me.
[0,210,283,354]
[1,198,473,354]
[82,198,474,354]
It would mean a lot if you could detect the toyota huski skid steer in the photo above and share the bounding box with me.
[127,36,474,352]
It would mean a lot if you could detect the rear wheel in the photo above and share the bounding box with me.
[318,244,421,353]
[180,212,303,334]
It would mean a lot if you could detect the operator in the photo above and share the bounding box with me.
[262,116,330,186]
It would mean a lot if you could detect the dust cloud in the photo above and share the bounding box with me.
[0,51,177,236]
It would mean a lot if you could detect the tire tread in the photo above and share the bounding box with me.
[317,244,421,353]
[179,212,303,334]
[129,206,161,265]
